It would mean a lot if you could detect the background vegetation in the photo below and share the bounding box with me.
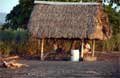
[0,0,120,57]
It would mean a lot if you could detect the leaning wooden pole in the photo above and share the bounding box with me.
[92,39,95,57]
[41,38,44,61]
[38,39,41,56]
[81,39,84,58]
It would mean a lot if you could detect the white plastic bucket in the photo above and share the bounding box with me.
[71,49,80,62]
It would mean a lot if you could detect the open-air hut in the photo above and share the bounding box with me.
[28,1,112,60]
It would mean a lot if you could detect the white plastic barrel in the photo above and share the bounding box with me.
[71,49,80,62]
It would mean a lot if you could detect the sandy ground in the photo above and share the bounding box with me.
[0,52,120,78]
[0,60,120,78]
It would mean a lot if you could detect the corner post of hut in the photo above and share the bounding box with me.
[41,38,45,61]
[81,39,84,58]
[92,39,95,57]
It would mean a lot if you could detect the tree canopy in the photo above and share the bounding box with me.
[3,0,34,29]
[104,5,120,35]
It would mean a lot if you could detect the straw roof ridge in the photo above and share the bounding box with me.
[34,1,99,5]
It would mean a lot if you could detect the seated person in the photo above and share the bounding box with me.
[53,43,64,54]
[56,48,64,55]
[53,42,58,52]
[83,41,91,55]
[53,43,65,59]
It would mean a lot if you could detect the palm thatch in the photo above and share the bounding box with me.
[28,1,112,40]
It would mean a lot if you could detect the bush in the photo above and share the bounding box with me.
[96,33,120,51]
[0,28,29,56]
[0,41,13,56]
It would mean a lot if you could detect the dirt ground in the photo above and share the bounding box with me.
[0,52,120,78]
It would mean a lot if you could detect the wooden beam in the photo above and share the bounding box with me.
[41,38,44,61]
[71,40,77,50]
[92,39,95,57]
[81,39,84,58]
[38,39,41,58]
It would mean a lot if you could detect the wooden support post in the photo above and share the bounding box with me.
[38,39,41,56]
[92,39,95,57]
[41,38,44,61]
[81,39,84,58]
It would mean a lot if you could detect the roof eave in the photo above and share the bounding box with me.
[34,1,100,5]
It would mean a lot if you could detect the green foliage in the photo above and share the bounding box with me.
[109,0,120,5]
[0,28,28,41]
[5,0,34,29]
[0,41,13,56]
[104,5,120,35]
[113,33,120,51]
[101,33,120,51]
[100,1,120,51]
[0,28,29,56]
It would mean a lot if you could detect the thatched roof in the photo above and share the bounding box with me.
[28,1,112,40]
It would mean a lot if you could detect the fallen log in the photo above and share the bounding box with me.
[2,61,29,69]
[0,56,19,61]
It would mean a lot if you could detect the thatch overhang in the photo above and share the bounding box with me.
[28,1,112,40]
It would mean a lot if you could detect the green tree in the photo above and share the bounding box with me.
[102,0,120,51]
[104,5,120,35]
[109,0,120,5]
[4,0,34,29]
